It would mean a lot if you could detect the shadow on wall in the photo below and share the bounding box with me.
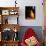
[18,26,43,44]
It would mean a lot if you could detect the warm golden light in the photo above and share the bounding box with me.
[30,10,35,19]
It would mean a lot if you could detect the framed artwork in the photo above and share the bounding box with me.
[1,28,18,41]
[9,9,18,15]
[25,6,35,19]
[1,28,13,41]
[2,10,9,15]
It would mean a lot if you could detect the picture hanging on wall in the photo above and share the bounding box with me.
[25,6,35,19]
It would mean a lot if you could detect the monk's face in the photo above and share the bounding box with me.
[30,10,35,19]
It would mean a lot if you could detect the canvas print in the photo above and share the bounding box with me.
[25,6,35,19]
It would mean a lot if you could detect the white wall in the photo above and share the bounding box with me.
[0,0,43,26]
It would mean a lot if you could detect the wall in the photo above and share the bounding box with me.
[18,0,43,26]
[0,0,44,26]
